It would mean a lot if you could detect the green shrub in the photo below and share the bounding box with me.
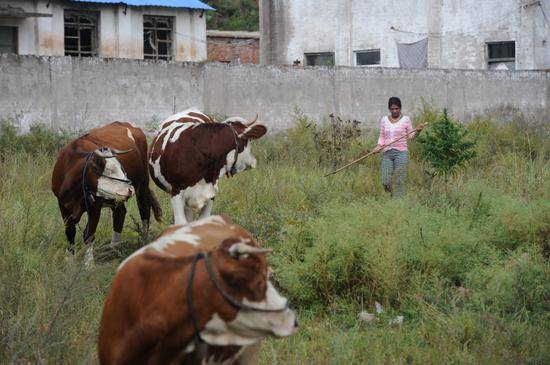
[417,109,477,180]
[0,116,73,157]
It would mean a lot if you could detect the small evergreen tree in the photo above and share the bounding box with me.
[417,109,477,181]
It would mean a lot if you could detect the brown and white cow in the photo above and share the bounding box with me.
[52,122,162,263]
[149,109,267,225]
[98,215,297,365]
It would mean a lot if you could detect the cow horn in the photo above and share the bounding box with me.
[245,114,258,127]
[229,242,273,257]
[111,148,133,155]
[94,147,114,158]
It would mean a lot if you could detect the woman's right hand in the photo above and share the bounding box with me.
[372,145,383,153]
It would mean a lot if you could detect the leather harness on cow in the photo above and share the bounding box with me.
[186,251,289,359]
[81,148,132,241]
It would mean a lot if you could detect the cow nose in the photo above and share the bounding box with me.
[294,318,299,328]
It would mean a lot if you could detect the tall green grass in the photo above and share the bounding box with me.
[0,111,549,364]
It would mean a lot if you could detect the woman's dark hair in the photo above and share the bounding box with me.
[388,97,402,108]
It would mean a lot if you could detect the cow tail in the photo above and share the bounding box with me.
[149,188,163,223]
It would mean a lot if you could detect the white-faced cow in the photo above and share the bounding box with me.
[52,122,162,264]
[98,215,298,365]
[148,109,267,225]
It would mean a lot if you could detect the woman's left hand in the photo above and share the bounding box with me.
[417,122,428,130]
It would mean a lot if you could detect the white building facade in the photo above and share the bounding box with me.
[0,0,213,61]
[260,0,550,70]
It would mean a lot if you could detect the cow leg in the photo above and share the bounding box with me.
[136,186,151,235]
[111,203,126,246]
[170,191,188,225]
[83,202,102,267]
[58,201,80,250]
[198,198,214,219]
[184,205,195,223]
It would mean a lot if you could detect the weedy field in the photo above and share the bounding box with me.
[0,109,549,364]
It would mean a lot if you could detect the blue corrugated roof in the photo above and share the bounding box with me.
[70,0,215,11]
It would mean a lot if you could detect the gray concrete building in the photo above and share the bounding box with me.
[260,0,550,70]
[0,0,213,61]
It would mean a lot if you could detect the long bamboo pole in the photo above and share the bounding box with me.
[324,124,426,177]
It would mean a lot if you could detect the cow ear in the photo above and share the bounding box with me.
[239,124,267,140]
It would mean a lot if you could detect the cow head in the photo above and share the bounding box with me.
[223,116,267,176]
[201,238,298,345]
[86,147,135,202]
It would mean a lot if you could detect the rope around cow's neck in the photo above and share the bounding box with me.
[81,153,95,241]
[186,251,289,348]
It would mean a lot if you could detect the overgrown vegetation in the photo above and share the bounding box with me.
[0,107,549,364]
[0,115,73,158]
[205,0,259,31]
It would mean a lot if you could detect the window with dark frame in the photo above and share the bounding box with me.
[64,10,99,57]
[304,52,335,67]
[487,41,515,70]
[0,26,17,54]
[355,49,381,66]
[143,15,174,61]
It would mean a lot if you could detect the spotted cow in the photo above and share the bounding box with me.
[98,215,297,365]
[148,109,267,225]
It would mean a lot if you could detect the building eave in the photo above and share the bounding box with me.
[0,6,52,18]
[207,30,260,39]
[69,0,215,11]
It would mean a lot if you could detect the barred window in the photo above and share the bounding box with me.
[64,10,99,57]
[144,15,174,61]
[304,52,335,67]
[487,41,515,70]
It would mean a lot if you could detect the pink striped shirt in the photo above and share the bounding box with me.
[377,115,416,152]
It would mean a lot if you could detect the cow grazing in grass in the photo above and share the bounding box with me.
[98,215,297,365]
[52,122,162,264]
[149,109,267,225]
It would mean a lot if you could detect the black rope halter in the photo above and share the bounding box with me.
[225,124,241,177]
[186,252,289,354]
[80,151,132,240]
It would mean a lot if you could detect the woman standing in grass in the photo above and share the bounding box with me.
[373,97,425,198]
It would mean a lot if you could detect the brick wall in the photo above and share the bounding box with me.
[207,30,259,64]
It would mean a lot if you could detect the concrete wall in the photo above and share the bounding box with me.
[0,55,548,133]
[260,0,550,70]
[0,0,207,61]
[0,55,204,131]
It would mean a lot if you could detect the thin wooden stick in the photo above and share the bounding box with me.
[324,125,426,177]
